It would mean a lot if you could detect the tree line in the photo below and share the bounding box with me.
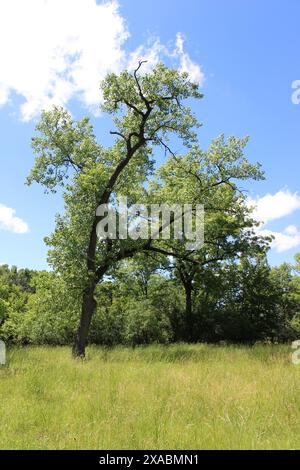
[0,253,300,346]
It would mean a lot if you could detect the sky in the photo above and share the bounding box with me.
[0,0,300,270]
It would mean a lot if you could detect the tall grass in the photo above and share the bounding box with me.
[0,344,299,449]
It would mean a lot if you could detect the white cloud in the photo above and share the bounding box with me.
[126,34,205,85]
[0,204,29,234]
[0,0,128,120]
[0,0,204,120]
[248,189,300,226]
[260,228,300,253]
[284,225,298,235]
[248,189,300,253]
[175,33,205,84]
[127,39,167,74]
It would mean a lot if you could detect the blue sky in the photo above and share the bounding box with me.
[0,0,300,269]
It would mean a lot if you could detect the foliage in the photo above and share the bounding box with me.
[23,272,79,345]
[123,299,172,346]
[1,252,300,345]
[0,265,35,342]
[89,300,125,346]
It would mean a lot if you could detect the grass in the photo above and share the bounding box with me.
[0,343,299,449]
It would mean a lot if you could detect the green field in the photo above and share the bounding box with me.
[0,344,299,450]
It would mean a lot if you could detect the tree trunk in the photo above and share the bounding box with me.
[73,282,97,358]
[184,282,193,341]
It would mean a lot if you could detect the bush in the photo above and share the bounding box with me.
[0,298,8,326]
[20,272,79,345]
[89,301,125,346]
[123,299,172,346]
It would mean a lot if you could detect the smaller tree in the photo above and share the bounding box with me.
[148,135,268,339]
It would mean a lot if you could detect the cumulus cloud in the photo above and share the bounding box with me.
[248,190,300,226]
[248,189,300,252]
[127,34,205,84]
[284,225,298,235]
[126,39,167,74]
[175,33,205,84]
[259,228,300,253]
[0,204,29,234]
[0,0,204,120]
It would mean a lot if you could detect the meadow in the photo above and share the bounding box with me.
[0,344,299,450]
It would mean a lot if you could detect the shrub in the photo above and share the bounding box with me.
[89,301,125,346]
[123,299,172,346]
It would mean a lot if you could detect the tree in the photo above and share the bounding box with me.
[147,135,268,339]
[23,271,78,345]
[112,253,168,300]
[196,256,298,342]
[0,265,35,342]
[28,63,202,357]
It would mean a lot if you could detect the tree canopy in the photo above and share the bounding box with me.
[21,63,295,355]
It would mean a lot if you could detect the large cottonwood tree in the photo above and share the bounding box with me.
[28,63,266,356]
[28,63,203,357]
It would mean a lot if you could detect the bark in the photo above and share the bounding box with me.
[72,216,99,357]
[73,282,97,358]
[177,265,195,342]
[184,280,193,341]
